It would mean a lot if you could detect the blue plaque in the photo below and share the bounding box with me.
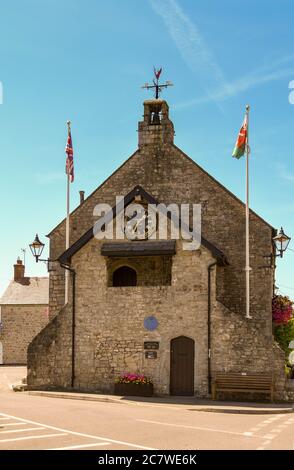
[144,316,158,331]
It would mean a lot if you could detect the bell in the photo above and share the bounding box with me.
[151,111,160,125]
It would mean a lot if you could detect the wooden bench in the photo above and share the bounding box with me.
[212,373,274,402]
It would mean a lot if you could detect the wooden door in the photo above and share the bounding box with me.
[170,336,194,396]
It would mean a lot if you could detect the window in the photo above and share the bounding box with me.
[112,266,137,287]
[108,256,172,287]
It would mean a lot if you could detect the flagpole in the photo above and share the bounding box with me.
[245,105,252,319]
[65,120,71,304]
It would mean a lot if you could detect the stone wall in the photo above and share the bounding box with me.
[28,240,215,396]
[211,298,286,400]
[48,137,275,322]
[27,304,72,389]
[107,255,172,286]
[27,236,285,400]
[27,99,286,399]
[0,304,48,364]
[71,240,213,395]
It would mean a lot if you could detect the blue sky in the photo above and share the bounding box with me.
[0,0,293,299]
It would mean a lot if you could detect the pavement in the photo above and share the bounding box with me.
[0,365,26,392]
[0,366,294,450]
[27,390,294,415]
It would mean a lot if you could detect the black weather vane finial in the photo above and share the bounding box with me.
[141,67,173,99]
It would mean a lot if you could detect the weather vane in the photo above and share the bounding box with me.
[142,67,173,99]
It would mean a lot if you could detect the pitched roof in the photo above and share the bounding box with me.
[46,149,139,237]
[0,277,49,305]
[47,141,274,239]
[173,144,274,230]
[58,185,228,266]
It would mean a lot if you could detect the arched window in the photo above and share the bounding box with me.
[112,266,137,287]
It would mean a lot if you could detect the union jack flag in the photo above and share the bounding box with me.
[65,129,74,182]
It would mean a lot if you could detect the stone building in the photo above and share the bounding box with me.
[0,259,49,364]
[28,98,286,398]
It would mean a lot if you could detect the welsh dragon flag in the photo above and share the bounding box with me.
[232,114,248,159]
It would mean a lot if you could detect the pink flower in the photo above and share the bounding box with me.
[272,295,293,325]
[116,373,153,385]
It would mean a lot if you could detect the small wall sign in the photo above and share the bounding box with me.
[144,316,158,331]
[145,351,157,359]
[144,341,159,350]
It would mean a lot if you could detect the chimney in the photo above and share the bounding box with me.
[14,258,25,282]
[79,190,85,205]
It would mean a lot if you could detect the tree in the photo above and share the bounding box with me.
[274,318,294,358]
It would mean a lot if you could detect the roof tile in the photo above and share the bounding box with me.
[0,277,49,305]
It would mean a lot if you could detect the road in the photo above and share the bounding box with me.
[0,366,293,450]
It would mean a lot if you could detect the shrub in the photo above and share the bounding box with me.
[274,318,294,358]
[285,364,292,378]
[272,295,293,325]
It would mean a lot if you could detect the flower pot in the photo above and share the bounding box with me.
[114,382,153,397]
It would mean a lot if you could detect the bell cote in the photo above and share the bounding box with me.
[138,99,174,148]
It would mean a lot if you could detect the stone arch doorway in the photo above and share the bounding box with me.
[170,336,195,396]
[0,342,3,364]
